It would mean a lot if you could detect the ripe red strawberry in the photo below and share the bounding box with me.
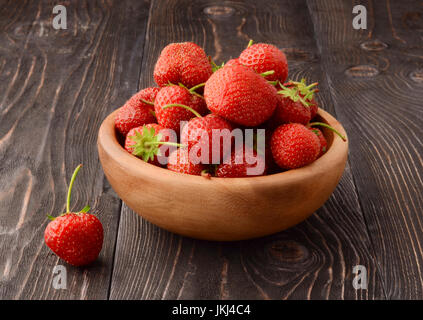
[167,148,205,175]
[288,78,319,118]
[181,113,233,164]
[307,121,347,158]
[271,123,320,169]
[44,165,103,266]
[154,85,207,132]
[154,42,213,88]
[309,127,327,157]
[309,98,318,119]
[274,94,312,125]
[239,43,288,83]
[215,145,266,177]
[271,79,319,126]
[125,124,177,166]
[224,58,242,67]
[204,65,278,126]
[115,87,159,136]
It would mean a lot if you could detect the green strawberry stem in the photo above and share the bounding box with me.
[66,164,82,213]
[162,104,202,118]
[210,58,218,69]
[210,59,225,72]
[260,70,275,77]
[247,39,253,48]
[287,79,318,90]
[309,122,347,141]
[178,82,204,99]
[189,83,205,93]
[144,141,185,147]
[140,98,155,106]
[80,205,90,213]
[201,169,212,179]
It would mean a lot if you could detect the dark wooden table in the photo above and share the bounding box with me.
[0,0,422,300]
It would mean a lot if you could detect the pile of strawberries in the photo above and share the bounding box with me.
[115,41,345,178]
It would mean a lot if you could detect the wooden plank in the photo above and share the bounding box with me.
[109,0,385,299]
[0,0,150,299]
[307,0,423,299]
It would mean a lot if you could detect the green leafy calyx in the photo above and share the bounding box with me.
[129,126,163,162]
[129,126,185,162]
[209,57,225,72]
[277,78,318,108]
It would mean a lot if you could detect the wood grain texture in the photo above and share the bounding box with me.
[307,0,423,299]
[0,0,150,299]
[109,0,385,299]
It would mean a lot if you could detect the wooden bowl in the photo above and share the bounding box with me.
[97,108,348,241]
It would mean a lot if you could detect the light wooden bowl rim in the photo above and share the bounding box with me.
[98,108,348,188]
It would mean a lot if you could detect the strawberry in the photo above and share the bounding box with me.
[270,123,320,169]
[309,98,318,119]
[238,42,288,83]
[215,145,266,177]
[307,121,347,158]
[167,148,205,175]
[181,113,233,164]
[309,127,327,157]
[154,85,207,132]
[271,79,320,126]
[125,124,177,166]
[44,165,103,266]
[154,42,213,88]
[287,78,319,119]
[204,65,278,126]
[255,127,279,173]
[224,58,242,68]
[115,87,159,136]
[274,94,312,125]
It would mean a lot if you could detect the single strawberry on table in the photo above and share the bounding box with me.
[238,41,288,83]
[154,85,207,132]
[115,87,159,136]
[154,42,213,88]
[44,165,103,266]
[204,64,278,127]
